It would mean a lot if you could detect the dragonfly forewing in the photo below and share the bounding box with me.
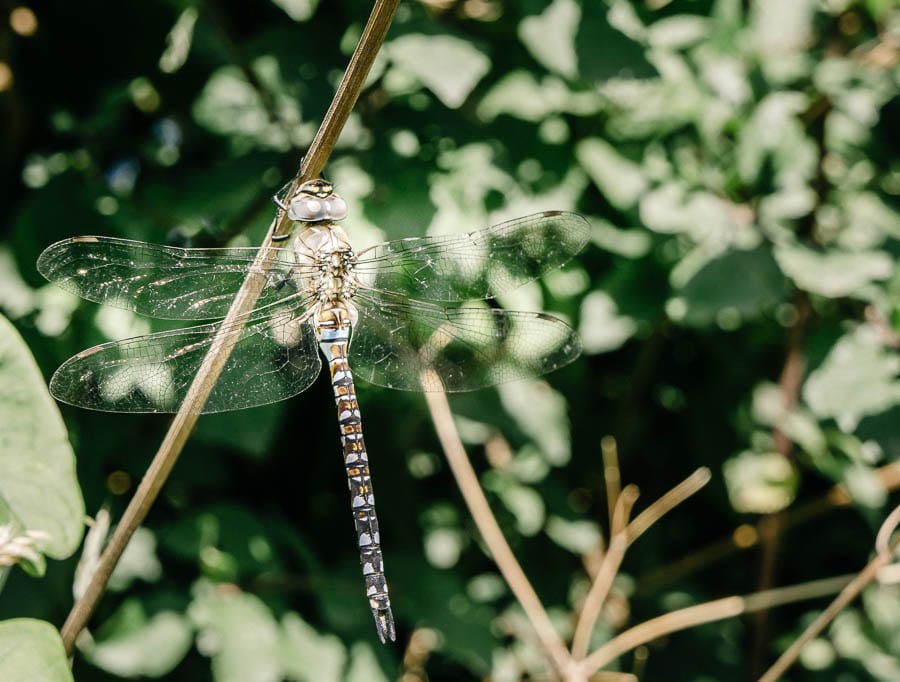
[37,236,309,320]
[354,211,590,302]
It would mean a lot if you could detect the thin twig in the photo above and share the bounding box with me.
[422,376,575,677]
[59,0,400,655]
[635,461,900,593]
[571,494,634,660]
[626,468,711,545]
[758,507,900,682]
[572,470,710,661]
[601,436,622,530]
[579,573,857,677]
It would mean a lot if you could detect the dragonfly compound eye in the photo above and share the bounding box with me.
[326,195,348,220]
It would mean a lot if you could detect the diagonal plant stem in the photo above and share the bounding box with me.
[578,574,856,677]
[572,469,710,661]
[60,0,400,655]
[422,377,576,678]
[758,505,900,682]
[571,491,635,661]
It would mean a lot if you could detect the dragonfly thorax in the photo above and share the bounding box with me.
[291,224,360,313]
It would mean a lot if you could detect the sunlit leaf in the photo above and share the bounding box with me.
[345,642,389,682]
[279,612,346,682]
[519,0,580,80]
[803,325,900,432]
[545,517,602,554]
[774,243,894,299]
[576,138,647,210]
[724,451,798,514]
[498,381,571,466]
[477,71,601,123]
[0,619,72,682]
[270,0,319,22]
[387,34,489,109]
[646,16,710,50]
[85,600,193,678]
[189,581,282,682]
[578,290,638,353]
[0,314,83,560]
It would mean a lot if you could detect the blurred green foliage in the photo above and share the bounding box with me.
[0,0,898,680]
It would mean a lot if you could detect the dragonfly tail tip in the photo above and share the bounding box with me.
[374,606,396,644]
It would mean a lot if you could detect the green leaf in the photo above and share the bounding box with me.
[489,479,545,537]
[387,34,490,109]
[193,57,314,151]
[476,71,601,123]
[84,600,193,678]
[0,619,72,682]
[578,291,638,353]
[723,451,799,514]
[646,16,710,50]
[670,246,787,327]
[195,402,286,459]
[345,642,389,682]
[545,517,602,555]
[519,0,580,80]
[0,314,83,560]
[270,0,319,22]
[576,138,647,210]
[498,381,571,466]
[159,504,281,579]
[189,581,283,682]
[803,325,900,432]
[774,243,894,299]
[279,612,346,682]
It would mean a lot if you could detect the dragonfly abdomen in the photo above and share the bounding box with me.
[317,316,396,643]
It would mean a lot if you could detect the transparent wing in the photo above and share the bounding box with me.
[348,292,581,393]
[37,236,312,320]
[49,294,321,413]
[354,211,589,302]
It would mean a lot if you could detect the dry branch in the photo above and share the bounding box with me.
[59,0,400,654]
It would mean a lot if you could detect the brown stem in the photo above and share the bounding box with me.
[579,573,856,677]
[749,292,811,678]
[635,461,900,593]
[572,470,710,662]
[758,507,900,682]
[422,377,576,677]
[59,0,400,655]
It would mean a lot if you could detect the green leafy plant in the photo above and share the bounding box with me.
[0,0,898,680]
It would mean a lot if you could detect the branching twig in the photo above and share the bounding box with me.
[601,436,622,530]
[571,491,636,660]
[422,375,576,677]
[626,468,711,545]
[579,573,856,677]
[572,470,709,662]
[758,505,900,682]
[59,0,400,655]
[636,461,900,593]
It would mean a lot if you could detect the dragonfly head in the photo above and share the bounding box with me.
[288,179,348,223]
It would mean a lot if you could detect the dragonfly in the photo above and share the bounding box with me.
[37,178,589,643]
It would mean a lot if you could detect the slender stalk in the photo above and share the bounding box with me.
[571,522,628,660]
[758,508,900,682]
[601,436,622,530]
[422,377,576,677]
[572,470,709,662]
[60,0,399,655]
[635,461,900,593]
[626,468,710,544]
[579,574,856,677]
